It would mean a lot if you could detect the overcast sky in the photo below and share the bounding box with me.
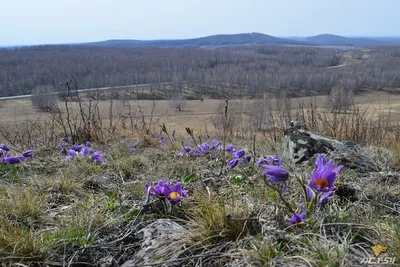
[1,0,399,45]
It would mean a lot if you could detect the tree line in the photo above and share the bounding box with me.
[1,45,400,98]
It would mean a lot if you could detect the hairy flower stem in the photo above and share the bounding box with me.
[262,176,296,214]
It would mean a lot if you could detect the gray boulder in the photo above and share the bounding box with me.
[281,127,384,173]
[121,219,188,266]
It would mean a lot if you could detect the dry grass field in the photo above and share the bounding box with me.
[1,89,400,134]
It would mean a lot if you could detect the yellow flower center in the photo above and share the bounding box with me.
[314,178,329,189]
[169,192,181,199]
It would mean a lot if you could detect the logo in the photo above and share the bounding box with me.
[359,244,396,265]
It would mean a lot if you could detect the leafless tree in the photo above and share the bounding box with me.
[327,87,354,112]
[31,85,58,112]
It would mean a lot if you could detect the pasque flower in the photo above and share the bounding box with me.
[91,151,104,165]
[145,180,188,203]
[22,150,34,158]
[263,165,289,191]
[0,144,10,151]
[290,213,306,225]
[308,154,343,193]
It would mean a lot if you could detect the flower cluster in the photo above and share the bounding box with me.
[0,144,34,165]
[226,144,252,169]
[256,153,343,226]
[145,180,188,204]
[60,138,104,165]
[179,139,222,158]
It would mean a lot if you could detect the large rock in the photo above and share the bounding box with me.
[281,127,384,173]
[121,219,188,266]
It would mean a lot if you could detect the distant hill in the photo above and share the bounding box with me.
[305,34,400,48]
[85,32,308,48]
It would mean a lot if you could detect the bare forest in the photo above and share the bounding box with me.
[1,45,400,98]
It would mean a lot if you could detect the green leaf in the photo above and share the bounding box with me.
[232,174,245,185]
[123,208,140,220]
[182,173,197,183]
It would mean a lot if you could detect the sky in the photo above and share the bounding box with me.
[1,0,399,46]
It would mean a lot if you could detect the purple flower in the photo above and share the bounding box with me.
[85,141,92,148]
[233,149,245,159]
[153,180,170,197]
[128,143,137,153]
[91,151,104,165]
[192,149,206,157]
[290,213,306,225]
[79,147,90,156]
[66,149,77,161]
[60,146,67,153]
[318,191,334,205]
[263,165,289,191]
[256,157,269,167]
[72,144,83,152]
[267,155,282,166]
[242,155,252,164]
[305,185,315,202]
[199,143,209,151]
[160,136,167,144]
[181,146,191,153]
[0,144,10,151]
[61,137,68,143]
[227,158,239,169]
[146,181,188,203]
[226,144,235,153]
[210,140,221,149]
[168,182,188,203]
[308,154,343,193]
[22,150,34,158]
[3,156,22,165]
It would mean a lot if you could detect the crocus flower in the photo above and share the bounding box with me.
[211,140,221,149]
[3,156,22,165]
[72,144,83,152]
[147,180,170,197]
[79,147,90,157]
[290,213,306,225]
[267,155,282,166]
[22,150,34,158]
[305,185,315,202]
[181,146,191,153]
[128,143,137,153]
[66,149,77,161]
[91,151,104,165]
[227,158,239,169]
[167,182,188,203]
[242,155,252,164]
[256,157,269,167]
[263,165,289,191]
[233,149,245,159]
[85,141,92,148]
[0,144,10,151]
[159,136,168,144]
[226,144,235,153]
[199,143,209,151]
[308,154,343,193]
[318,191,334,205]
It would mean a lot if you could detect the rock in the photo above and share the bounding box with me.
[98,255,115,267]
[121,219,189,266]
[282,127,382,173]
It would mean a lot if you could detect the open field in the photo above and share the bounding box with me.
[1,89,400,133]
